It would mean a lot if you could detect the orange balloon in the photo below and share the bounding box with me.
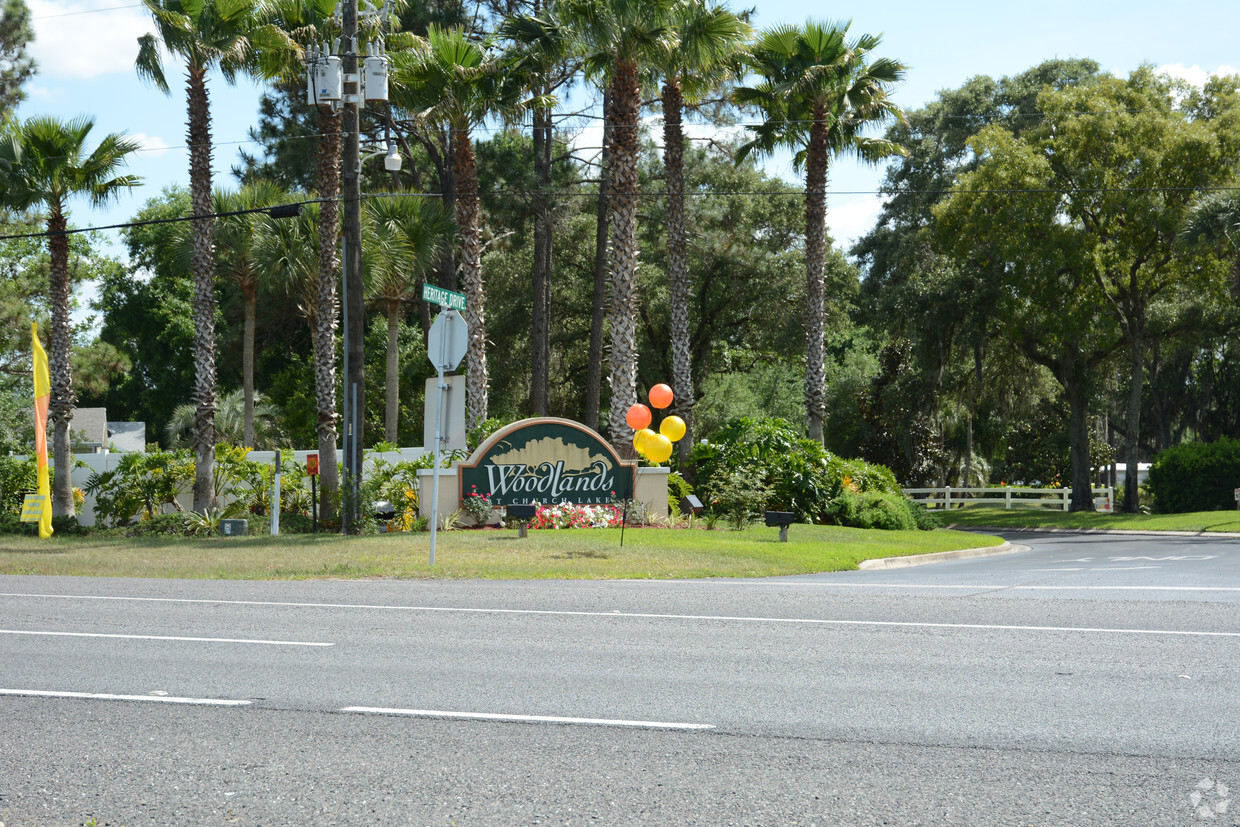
[645,433,673,463]
[633,428,655,454]
[626,403,652,431]
[649,383,674,409]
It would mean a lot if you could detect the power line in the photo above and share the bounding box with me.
[5,184,1240,242]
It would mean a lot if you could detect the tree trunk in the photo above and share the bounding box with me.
[315,105,342,521]
[242,283,256,448]
[46,210,75,517]
[803,104,829,444]
[386,300,401,445]
[1123,328,1144,512]
[585,88,612,431]
[606,65,641,457]
[187,65,216,513]
[530,101,553,416]
[662,79,695,465]
[1062,354,1096,512]
[452,126,487,435]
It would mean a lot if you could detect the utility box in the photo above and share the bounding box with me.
[309,56,343,104]
[363,55,389,102]
[219,519,248,537]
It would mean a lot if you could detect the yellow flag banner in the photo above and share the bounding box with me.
[32,322,52,539]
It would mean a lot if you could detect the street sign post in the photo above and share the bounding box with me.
[427,308,468,565]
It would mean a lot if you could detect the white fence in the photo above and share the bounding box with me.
[903,486,1114,513]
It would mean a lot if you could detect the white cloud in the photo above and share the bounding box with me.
[1156,63,1240,87]
[25,83,63,100]
[29,0,158,79]
[129,131,172,157]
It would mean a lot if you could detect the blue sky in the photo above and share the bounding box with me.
[18,0,1240,260]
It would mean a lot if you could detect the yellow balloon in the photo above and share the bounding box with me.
[633,428,655,453]
[645,433,673,463]
[659,415,686,442]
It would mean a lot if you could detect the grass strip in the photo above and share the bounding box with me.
[0,524,1003,581]
[942,505,1240,533]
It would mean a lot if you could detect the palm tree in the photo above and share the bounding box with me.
[500,4,580,417]
[1182,188,1240,296]
[136,0,293,511]
[166,388,284,449]
[211,180,285,447]
[251,198,343,520]
[653,0,748,464]
[391,25,527,435]
[0,115,140,517]
[736,20,906,444]
[557,0,677,454]
[363,194,452,444]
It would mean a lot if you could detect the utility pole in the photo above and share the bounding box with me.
[340,0,364,533]
[307,0,391,533]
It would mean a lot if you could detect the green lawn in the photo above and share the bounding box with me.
[943,505,1240,533]
[0,523,1004,580]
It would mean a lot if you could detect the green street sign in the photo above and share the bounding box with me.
[422,283,467,312]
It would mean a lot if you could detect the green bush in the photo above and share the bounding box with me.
[667,471,693,516]
[690,417,916,528]
[826,491,918,531]
[1148,438,1240,513]
[125,513,190,537]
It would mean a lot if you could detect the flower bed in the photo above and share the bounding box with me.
[525,502,625,530]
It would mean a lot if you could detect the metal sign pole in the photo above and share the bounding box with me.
[428,311,452,566]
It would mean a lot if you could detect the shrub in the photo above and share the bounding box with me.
[126,513,190,537]
[707,468,770,530]
[691,417,911,527]
[826,491,918,531]
[84,449,194,526]
[667,471,693,516]
[1148,438,1240,513]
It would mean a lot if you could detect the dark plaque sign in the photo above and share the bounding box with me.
[458,418,637,506]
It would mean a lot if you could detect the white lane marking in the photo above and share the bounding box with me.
[0,629,332,646]
[0,688,251,706]
[341,707,714,730]
[1,593,1237,638]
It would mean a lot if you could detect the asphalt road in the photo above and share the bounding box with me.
[1,531,1238,826]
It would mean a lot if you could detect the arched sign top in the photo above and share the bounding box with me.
[459,418,637,506]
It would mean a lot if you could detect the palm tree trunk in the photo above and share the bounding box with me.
[315,106,342,521]
[452,125,487,435]
[46,210,75,517]
[386,300,401,445]
[187,64,216,512]
[242,283,256,448]
[606,65,641,457]
[662,79,694,465]
[531,101,553,416]
[585,88,612,431]
[803,105,830,445]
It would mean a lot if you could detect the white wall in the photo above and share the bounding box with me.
[61,447,432,526]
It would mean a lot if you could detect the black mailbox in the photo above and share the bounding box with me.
[764,510,796,542]
[505,503,538,538]
[680,495,703,515]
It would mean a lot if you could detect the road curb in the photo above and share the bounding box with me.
[945,525,1240,539]
[858,541,1017,570]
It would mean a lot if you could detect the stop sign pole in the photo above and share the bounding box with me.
[424,284,468,565]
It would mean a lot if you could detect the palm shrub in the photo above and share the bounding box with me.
[84,449,194,526]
